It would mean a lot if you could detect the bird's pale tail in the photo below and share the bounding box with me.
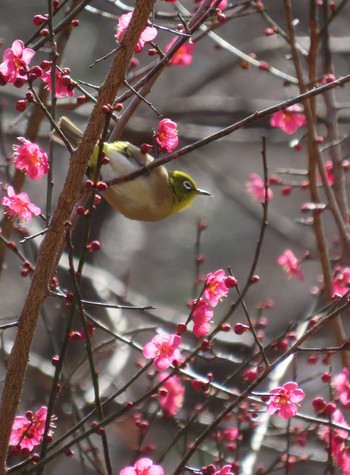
[50,116,84,148]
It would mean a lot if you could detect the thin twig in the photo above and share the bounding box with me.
[106,74,350,187]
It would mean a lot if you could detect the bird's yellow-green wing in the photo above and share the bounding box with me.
[97,142,174,221]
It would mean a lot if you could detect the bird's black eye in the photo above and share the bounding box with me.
[183,180,194,191]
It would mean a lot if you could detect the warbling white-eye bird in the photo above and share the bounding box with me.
[52,117,211,221]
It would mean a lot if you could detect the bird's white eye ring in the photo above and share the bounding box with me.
[183,180,194,191]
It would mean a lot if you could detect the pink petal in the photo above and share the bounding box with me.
[141,26,157,42]
[11,40,25,57]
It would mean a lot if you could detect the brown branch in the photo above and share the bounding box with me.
[106,73,350,187]
[321,0,350,262]
[0,1,155,472]
[284,0,350,368]
[172,295,350,475]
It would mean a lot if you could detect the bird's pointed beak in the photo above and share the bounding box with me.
[196,187,212,197]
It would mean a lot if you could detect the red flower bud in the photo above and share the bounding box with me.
[33,14,48,26]
[225,276,238,288]
[233,323,250,335]
[176,323,187,335]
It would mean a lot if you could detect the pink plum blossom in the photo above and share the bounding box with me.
[143,333,183,370]
[204,269,230,307]
[154,118,179,152]
[165,38,195,66]
[336,451,350,475]
[246,173,273,202]
[9,406,55,451]
[190,298,214,337]
[116,12,157,53]
[325,160,334,185]
[332,266,350,298]
[0,40,35,84]
[198,0,228,9]
[2,186,41,221]
[317,409,348,444]
[120,458,164,475]
[318,408,349,467]
[12,137,49,180]
[158,372,185,417]
[214,466,235,475]
[215,0,228,9]
[41,68,75,98]
[266,381,305,419]
[333,368,350,408]
[270,104,307,134]
[277,249,304,281]
[222,427,239,442]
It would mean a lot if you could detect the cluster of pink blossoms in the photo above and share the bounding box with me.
[142,270,237,369]
[317,402,350,472]
[9,406,55,453]
[0,40,75,98]
[116,9,196,65]
[316,368,350,471]
[190,269,237,338]
[277,249,304,281]
[0,39,77,221]
[1,135,49,221]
